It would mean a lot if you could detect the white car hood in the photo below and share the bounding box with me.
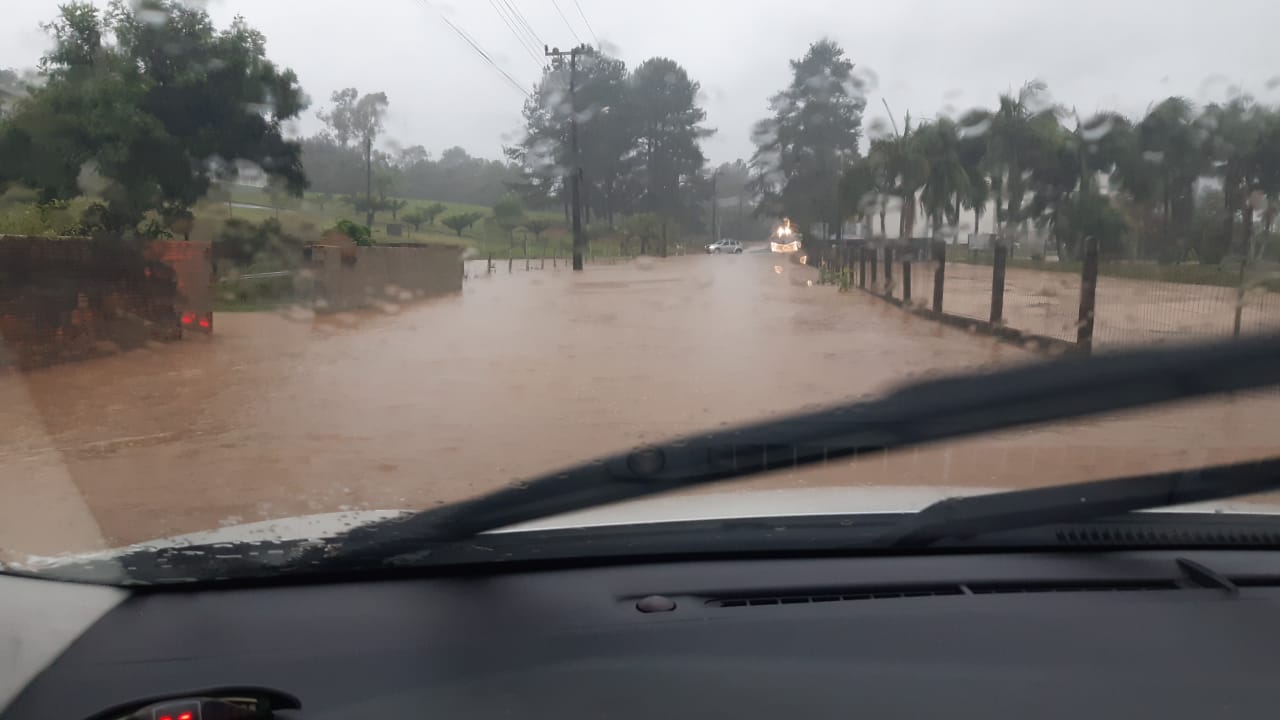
[17,485,1280,570]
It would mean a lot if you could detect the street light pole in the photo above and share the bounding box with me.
[546,44,594,271]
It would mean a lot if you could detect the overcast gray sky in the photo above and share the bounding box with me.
[4,0,1280,164]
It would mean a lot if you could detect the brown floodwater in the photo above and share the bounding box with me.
[2,251,1278,558]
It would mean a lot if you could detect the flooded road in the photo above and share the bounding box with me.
[3,251,1278,557]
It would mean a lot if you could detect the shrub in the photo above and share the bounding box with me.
[333,219,374,246]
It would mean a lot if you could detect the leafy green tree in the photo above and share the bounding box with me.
[837,158,877,234]
[1018,110,1133,259]
[401,208,427,232]
[492,195,525,245]
[523,218,553,242]
[0,0,307,234]
[578,55,640,226]
[511,50,639,224]
[423,202,448,225]
[620,212,662,255]
[0,67,33,118]
[215,218,304,270]
[441,212,482,237]
[492,195,524,224]
[1195,98,1280,262]
[956,109,992,235]
[629,57,711,226]
[868,114,928,239]
[913,118,972,234]
[318,88,388,227]
[980,81,1059,233]
[333,218,373,246]
[347,194,377,217]
[386,198,407,221]
[752,39,865,235]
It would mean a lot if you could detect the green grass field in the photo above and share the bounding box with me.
[202,185,571,256]
[0,183,683,263]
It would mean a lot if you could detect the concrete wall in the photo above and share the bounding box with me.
[305,243,463,313]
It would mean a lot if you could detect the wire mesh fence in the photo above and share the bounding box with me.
[995,266,1084,343]
[808,235,1280,357]
[1093,277,1241,349]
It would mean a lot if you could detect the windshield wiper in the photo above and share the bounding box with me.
[880,457,1280,547]
[333,335,1280,555]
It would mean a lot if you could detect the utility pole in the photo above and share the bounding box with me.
[711,171,719,242]
[364,135,374,228]
[546,44,594,271]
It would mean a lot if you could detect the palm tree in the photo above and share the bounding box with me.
[869,113,927,240]
[913,118,972,237]
[985,81,1057,237]
[1201,97,1262,263]
[956,108,992,235]
[1025,111,1132,259]
[1112,97,1204,260]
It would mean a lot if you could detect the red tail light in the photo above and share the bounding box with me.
[181,312,195,325]
[197,313,212,331]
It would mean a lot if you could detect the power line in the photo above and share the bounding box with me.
[493,0,540,55]
[488,0,543,69]
[418,0,531,98]
[449,18,532,97]
[501,0,546,50]
[549,0,582,44]
[570,0,599,46]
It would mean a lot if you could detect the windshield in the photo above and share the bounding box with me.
[2,0,1280,583]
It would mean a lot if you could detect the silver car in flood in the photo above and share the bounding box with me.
[706,239,744,254]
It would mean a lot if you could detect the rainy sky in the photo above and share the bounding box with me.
[3,0,1280,164]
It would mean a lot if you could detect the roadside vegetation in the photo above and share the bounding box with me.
[752,40,1280,269]
[8,0,1275,301]
[0,0,758,288]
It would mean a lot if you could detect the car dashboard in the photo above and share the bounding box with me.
[5,548,1280,719]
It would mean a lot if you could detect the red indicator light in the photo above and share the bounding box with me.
[178,713,193,720]
[197,318,210,329]
[181,312,195,325]
[159,716,173,720]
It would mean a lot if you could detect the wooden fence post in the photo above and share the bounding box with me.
[1234,252,1250,337]
[487,253,494,273]
[990,240,1008,324]
[870,247,879,286]
[858,247,867,288]
[884,246,894,294]
[931,239,946,313]
[902,259,912,303]
[1077,235,1100,353]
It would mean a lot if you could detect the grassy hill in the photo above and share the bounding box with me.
[202,185,572,256]
[0,184,666,261]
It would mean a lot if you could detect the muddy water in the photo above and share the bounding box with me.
[3,252,1278,557]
